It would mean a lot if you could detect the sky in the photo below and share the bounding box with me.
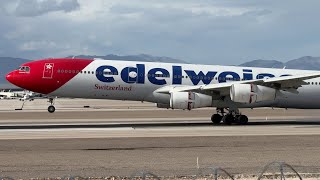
[1,0,320,65]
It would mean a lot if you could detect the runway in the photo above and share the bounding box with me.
[0,99,319,178]
[1,118,320,139]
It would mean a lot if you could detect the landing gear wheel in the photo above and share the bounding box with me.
[211,114,222,125]
[238,115,248,125]
[48,105,55,113]
[222,114,234,125]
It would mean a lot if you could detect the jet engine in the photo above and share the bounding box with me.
[170,91,212,110]
[230,84,276,104]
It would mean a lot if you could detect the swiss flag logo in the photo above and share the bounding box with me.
[43,63,54,79]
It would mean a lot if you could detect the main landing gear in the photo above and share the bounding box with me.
[211,108,248,125]
[48,98,55,113]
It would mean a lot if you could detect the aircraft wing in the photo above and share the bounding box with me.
[156,73,320,95]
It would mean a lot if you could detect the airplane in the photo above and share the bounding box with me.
[5,58,320,125]
[0,89,26,99]
[18,91,37,101]
[0,90,16,99]
[0,88,39,101]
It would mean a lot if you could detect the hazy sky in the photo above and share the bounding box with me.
[1,0,320,65]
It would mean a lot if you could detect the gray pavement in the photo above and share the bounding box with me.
[0,136,319,178]
[0,99,319,178]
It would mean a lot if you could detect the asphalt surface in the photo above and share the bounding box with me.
[0,99,319,178]
[0,136,319,178]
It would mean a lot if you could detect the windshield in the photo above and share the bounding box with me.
[17,66,30,72]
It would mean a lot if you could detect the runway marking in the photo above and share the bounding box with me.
[0,116,319,124]
[0,108,165,113]
[0,117,210,123]
[0,125,320,139]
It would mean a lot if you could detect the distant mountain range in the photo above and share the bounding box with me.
[2,55,320,88]
[239,56,320,70]
[66,54,186,63]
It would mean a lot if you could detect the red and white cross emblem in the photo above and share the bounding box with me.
[43,63,54,79]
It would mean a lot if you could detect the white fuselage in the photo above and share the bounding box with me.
[50,60,320,109]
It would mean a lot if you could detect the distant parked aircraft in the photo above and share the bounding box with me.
[0,89,39,101]
[0,89,23,99]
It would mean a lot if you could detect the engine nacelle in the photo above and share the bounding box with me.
[230,84,276,104]
[170,91,212,110]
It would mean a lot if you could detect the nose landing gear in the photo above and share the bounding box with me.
[211,108,248,125]
[47,98,55,113]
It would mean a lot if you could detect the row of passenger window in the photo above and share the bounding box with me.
[57,69,95,74]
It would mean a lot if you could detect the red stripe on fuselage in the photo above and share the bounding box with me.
[10,58,93,94]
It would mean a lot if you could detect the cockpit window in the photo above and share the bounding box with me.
[17,66,30,73]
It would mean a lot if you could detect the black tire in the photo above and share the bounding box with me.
[48,105,55,113]
[211,114,222,125]
[222,114,234,125]
[238,115,248,125]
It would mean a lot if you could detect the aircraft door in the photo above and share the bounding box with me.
[42,63,54,79]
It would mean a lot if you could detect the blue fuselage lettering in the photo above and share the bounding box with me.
[96,65,118,83]
[95,64,281,85]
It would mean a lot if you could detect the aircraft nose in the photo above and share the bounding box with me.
[6,72,14,83]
